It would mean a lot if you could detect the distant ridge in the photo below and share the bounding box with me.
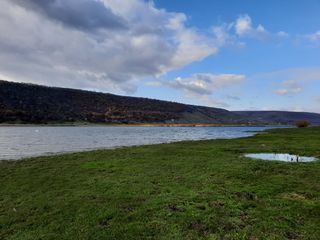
[0,80,319,125]
[234,111,320,125]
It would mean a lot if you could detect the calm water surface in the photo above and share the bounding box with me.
[245,153,317,162]
[0,126,281,160]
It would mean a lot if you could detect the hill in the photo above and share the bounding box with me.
[0,80,319,125]
[234,111,320,125]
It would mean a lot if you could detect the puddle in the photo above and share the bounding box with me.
[244,153,318,162]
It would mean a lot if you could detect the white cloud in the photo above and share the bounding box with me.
[234,15,268,39]
[165,73,246,95]
[0,0,218,93]
[277,31,289,38]
[1,1,291,97]
[274,88,302,95]
[274,89,289,95]
[247,67,320,113]
[150,73,245,107]
[235,15,252,36]
[213,14,289,44]
[305,30,320,46]
[274,80,303,95]
[256,24,266,34]
[211,23,237,47]
[307,31,320,42]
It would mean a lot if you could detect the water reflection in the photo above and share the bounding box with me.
[245,153,318,162]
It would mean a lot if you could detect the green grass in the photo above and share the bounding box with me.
[1,127,320,240]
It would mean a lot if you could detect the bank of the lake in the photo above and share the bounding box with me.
[1,127,320,239]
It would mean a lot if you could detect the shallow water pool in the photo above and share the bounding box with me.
[244,153,318,162]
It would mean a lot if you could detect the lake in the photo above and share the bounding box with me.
[0,126,282,160]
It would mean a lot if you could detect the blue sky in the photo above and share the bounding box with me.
[135,0,320,112]
[0,0,319,112]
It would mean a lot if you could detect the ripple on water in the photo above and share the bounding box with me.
[0,126,286,160]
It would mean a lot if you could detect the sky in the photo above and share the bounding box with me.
[0,0,319,113]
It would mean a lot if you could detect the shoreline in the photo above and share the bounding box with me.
[0,122,286,127]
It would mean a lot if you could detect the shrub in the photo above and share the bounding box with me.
[295,120,310,128]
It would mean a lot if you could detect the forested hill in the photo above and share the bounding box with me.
[1,80,320,125]
[0,80,242,124]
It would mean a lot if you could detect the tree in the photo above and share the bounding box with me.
[295,120,310,128]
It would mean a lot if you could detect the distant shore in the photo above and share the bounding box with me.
[0,122,283,127]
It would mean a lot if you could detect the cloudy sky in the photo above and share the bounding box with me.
[0,0,319,113]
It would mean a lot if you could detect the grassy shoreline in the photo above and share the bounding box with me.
[1,127,320,239]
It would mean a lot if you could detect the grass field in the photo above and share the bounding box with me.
[1,127,320,239]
